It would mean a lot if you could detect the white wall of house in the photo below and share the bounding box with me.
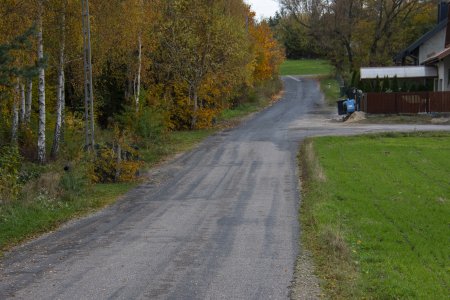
[436,57,450,91]
[419,29,446,64]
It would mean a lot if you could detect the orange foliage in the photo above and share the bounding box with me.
[250,21,285,83]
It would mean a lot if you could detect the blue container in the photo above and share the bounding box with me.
[344,99,356,114]
[337,99,356,115]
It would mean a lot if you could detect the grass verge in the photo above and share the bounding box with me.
[299,132,450,299]
[320,77,341,106]
[0,182,134,254]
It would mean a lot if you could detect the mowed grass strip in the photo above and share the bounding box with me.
[299,132,450,299]
[280,59,333,76]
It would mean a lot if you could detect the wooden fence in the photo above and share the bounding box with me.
[361,91,450,114]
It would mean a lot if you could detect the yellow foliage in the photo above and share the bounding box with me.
[90,143,142,184]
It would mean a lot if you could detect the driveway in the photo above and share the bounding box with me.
[1,76,448,300]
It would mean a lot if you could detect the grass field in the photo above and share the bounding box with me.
[299,132,450,299]
[280,59,334,76]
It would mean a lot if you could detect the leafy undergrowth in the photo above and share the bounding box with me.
[299,132,450,299]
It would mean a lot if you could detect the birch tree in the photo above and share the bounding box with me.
[37,0,46,163]
[51,1,66,158]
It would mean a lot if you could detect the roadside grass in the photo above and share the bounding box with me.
[220,103,260,120]
[0,79,283,255]
[0,182,134,253]
[320,77,341,106]
[280,59,333,76]
[299,132,450,299]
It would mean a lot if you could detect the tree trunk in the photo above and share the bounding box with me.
[19,82,25,124]
[115,143,121,182]
[25,79,32,123]
[135,34,142,112]
[37,3,46,164]
[51,3,66,159]
[191,88,198,129]
[11,80,20,145]
[61,67,65,142]
[82,0,95,150]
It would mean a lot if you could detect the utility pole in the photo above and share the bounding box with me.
[82,0,95,151]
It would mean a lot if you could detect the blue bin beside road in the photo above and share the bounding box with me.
[345,99,356,114]
[337,99,356,115]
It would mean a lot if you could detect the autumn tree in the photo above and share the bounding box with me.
[152,0,252,129]
[279,0,436,72]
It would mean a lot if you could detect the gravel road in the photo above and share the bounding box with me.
[1,76,448,300]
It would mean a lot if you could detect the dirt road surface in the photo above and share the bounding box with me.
[1,77,448,300]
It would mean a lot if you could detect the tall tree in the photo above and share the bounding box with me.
[279,0,435,72]
[51,0,67,158]
[37,0,46,163]
[82,0,95,150]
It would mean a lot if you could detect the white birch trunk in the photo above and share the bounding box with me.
[25,79,32,123]
[20,82,25,124]
[37,3,46,163]
[11,81,20,144]
[51,2,66,159]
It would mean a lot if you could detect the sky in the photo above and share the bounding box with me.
[244,0,280,20]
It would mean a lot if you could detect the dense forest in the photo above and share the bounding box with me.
[271,0,436,74]
[0,0,284,204]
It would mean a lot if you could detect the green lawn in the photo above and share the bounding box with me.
[300,132,450,299]
[280,59,334,76]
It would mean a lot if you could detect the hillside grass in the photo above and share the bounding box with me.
[280,59,334,76]
[299,132,450,299]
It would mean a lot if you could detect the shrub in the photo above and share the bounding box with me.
[0,146,22,204]
[90,143,142,183]
[60,162,89,201]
